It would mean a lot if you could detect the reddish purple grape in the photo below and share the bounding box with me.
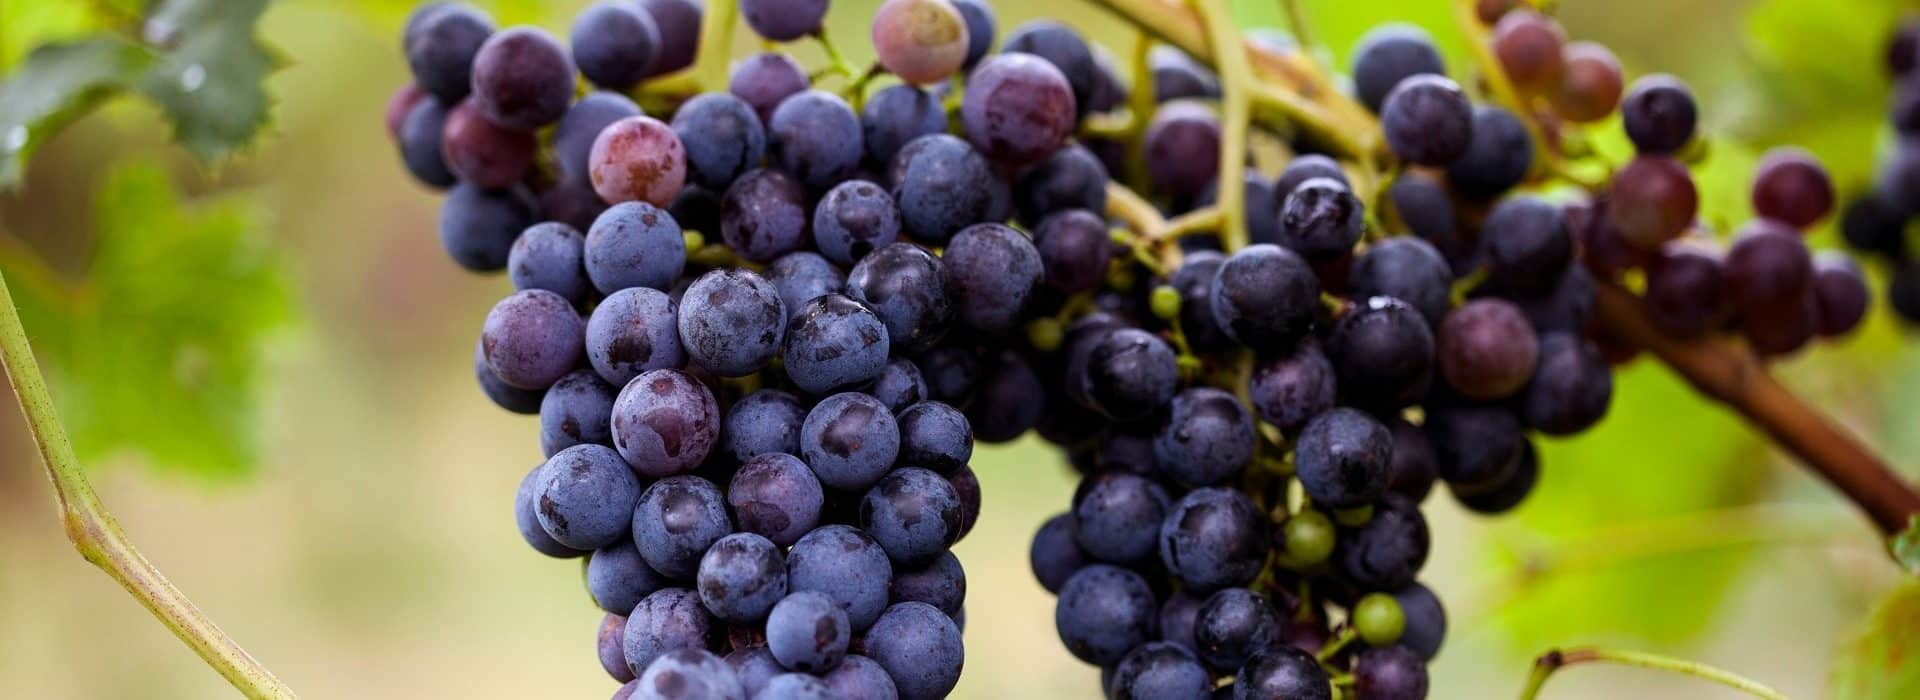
[1608,155,1697,250]
[1726,219,1814,312]
[1551,41,1622,123]
[440,98,534,189]
[1436,299,1538,400]
[961,53,1077,167]
[872,0,970,86]
[1742,291,1819,358]
[589,116,688,207]
[1642,240,1728,337]
[1491,10,1566,93]
[1812,252,1870,337]
[1142,101,1222,198]
[470,27,576,130]
[1751,147,1835,229]
[729,52,809,125]
[385,83,427,141]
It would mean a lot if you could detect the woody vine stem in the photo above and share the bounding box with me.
[0,0,1913,698]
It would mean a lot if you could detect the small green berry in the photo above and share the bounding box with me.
[1150,285,1181,320]
[1353,593,1406,647]
[684,230,705,254]
[1334,505,1374,527]
[1027,317,1064,353]
[1106,264,1137,291]
[1284,510,1335,565]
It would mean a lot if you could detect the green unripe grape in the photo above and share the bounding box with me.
[1353,593,1406,647]
[1027,317,1064,353]
[1334,504,1374,527]
[684,230,705,254]
[1284,509,1335,565]
[1150,285,1182,320]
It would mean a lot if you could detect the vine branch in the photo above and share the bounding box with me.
[1518,647,1789,700]
[0,271,294,699]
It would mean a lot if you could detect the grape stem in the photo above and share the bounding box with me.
[0,271,295,699]
[1592,281,1920,536]
[1189,0,1251,251]
[1517,647,1789,700]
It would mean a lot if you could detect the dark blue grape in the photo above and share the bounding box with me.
[635,648,743,700]
[723,391,807,463]
[470,27,575,130]
[1194,588,1281,672]
[1295,407,1394,510]
[961,53,1076,166]
[1111,642,1211,700]
[1150,46,1221,103]
[623,588,718,677]
[1386,171,1468,273]
[483,289,584,390]
[1001,20,1097,117]
[1380,74,1474,166]
[942,223,1043,332]
[730,52,810,125]
[770,90,865,192]
[611,369,721,477]
[727,452,825,547]
[1158,487,1267,593]
[1814,252,1870,337]
[1248,339,1335,435]
[1354,645,1429,700]
[847,243,953,352]
[784,293,890,395]
[1235,647,1331,700]
[1424,403,1524,490]
[672,92,768,191]
[478,339,546,414]
[508,222,589,305]
[590,539,671,615]
[1073,472,1170,564]
[1077,328,1177,422]
[755,673,835,699]
[1326,296,1434,410]
[556,92,645,180]
[540,369,617,456]
[867,602,965,700]
[822,655,899,700]
[542,174,613,233]
[860,467,963,567]
[639,0,701,76]
[1143,101,1222,198]
[914,345,978,408]
[1195,169,1281,248]
[1029,512,1087,594]
[720,168,810,263]
[891,550,965,616]
[1210,244,1321,348]
[890,134,998,244]
[1055,564,1158,666]
[765,590,851,672]
[1622,74,1697,155]
[1155,388,1254,486]
[697,532,788,622]
[632,475,733,578]
[1436,298,1538,400]
[726,646,784,698]
[787,524,895,630]
[1351,24,1446,113]
[965,349,1043,443]
[405,4,492,101]
[516,463,586,558]
[1480,196,1573,296]
[767,252,847,316]
[1350,236,1451,327]
[1016,144,1109,227]
[1841,194,1906,256]
[1034,209,1113,293]
[1391,582,1447,661]
[800,392,900,491]
[441,97,535,188]
[1521,332,1612,435]
[1334,494,1429,590]
[741,0,826,41]
[572,2,660,90]
[1386,417,1438,504]
[860,85,947,171]
[398,98,454,187]
[896,401,972,473]
[1448,105,1534,199]
[813,180,901,266]
[440,183,534,272]
[949,0,996,69]
[586,201,686,294]
[870,359,928,414]
[1279,177,1364,259]
[679,268,788,376]
[1274,154,1350,199]
[600,613,634,682]
[587,287,686,387]
[1169,251,1231,350]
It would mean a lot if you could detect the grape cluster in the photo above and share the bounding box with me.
[1841,17,1920,323]
[388,0,1874,697]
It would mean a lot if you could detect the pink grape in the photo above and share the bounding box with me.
[872,0,970,86]
[590,116,688,207]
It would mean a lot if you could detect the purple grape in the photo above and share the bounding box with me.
[441,98,534,189]
[812,180,901,265]
[586,286,685,387]
[589,115,688,207]
[720,168,810,263]
[571,2,660,90]
[942,223,1043,332]
[586,201,686,294]
[961,53,1077,166]
[539,369,617,456]
[671,91,767,191]
[482,289,584,390]
[507,222,588,304]
[742,0,827,41]
[610,369,721,477]
[727,452,824,546]
[470,27,575,130]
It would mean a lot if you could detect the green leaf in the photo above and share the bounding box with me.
[0,36,153,185]
[1832,580,1920,700]
[137,0,282,163]
[5,162,295,478]
[1894,517,1920,575]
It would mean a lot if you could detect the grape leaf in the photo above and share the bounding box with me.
[137,0,282,163]
[0,36,153,185]
[1832,580,1920,700]
[5,163,294,478]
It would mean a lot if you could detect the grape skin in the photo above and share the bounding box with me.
[1054,564,1157,666]
[1447,105,1534,199]
[639,0,702,77]
[631,475,734,579]
[1142,101,1222,198]
[812,180,901,266]
[741,0,828,42]
[860,466,964,567]
[866,602,965,700]
[1350,24,1446,113]
[1110,642,1212,700]
[440,98,534,189]
[678,268,788,377]
[571,2,660,91]
[871,0,971,86]
[768,90,866,192]
[783,293,890,395]
[1209,244,1321,348]
[800,392,901,491]
[1436,299,1539,401]
[961,53,1077,166]
[397,98,454,188]
[586,201,687,295]
[1380,74,1474,166]
[598,613,633,682]
[1622,74,1698,154]
[1157,487,1268,593]
[470,27,575,131]
[729,52,810,125]
[787,525,895,631]
[482,289,585,390]
[405,4,492,102]
[1248,339,1337,435]
[671,92,767,191]
[720,169,811,264]
[610,369,722,477]
[586,287,685,388]
[508,222,588,304]
[1192,588,1282,672]
[539,370,617,456]
[860,85,948,171]
[589,116,688,208]
[697,532,789,623]
[941,223,1044,332]
[588,539,669,615]
[726,452,824,546]
[890,134,999,245]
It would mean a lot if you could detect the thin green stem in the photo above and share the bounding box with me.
[0,271,294,699]
[1317,627,1357,664]
[692,0,739,93]
[1125,29,1156,189]
[1448,0,1559,180]
[1189,0,1250,251]
[1518,648,1789,700]
[1161,207,1222,241]
[1278,0,1317,58]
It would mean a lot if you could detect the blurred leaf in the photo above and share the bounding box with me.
[1480,362,1765,647]
[1832,579,1920,700]
[0,3,99,70]
[137,0,283,163]
[1895,517,1920,575]
[0,36,154,185]
[6,162,295,479]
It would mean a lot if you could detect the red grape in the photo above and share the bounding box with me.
[1551,41,1622,123]
[872,0,971,86]
[590,116,688,207]
[1751,147,1835,229]
[1492,10,1566,93]
[1608,155,1697,250]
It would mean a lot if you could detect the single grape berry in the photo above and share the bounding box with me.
[1296,408,1395,509]
[1054,564,1158,666]
[1142,101,1223,198]
[469,27,575,130]
[766,251,846,314]
[847,242,953,352]
[482,289,584,390]
[440,98,534,189]
[727,452,823,546]
[1751,147,1836,229]
[1437,299,1539,400]
[1035,209,1114,293]
[585,201,686,294]
[1491,10,1567,93]
[610,369,721,477]
[1249,339,1337,435]
[1608,155,1698,250]
[1521,332,1614,435]
[813,180,902,266]
[589,115,687,207]
[1235,647,1332,700]
[1077,328,1179,422]
[1380,74,1474,166]
[890,134,999,244]
[1279,177,1365,259]
[1210,244,1322,348]
[1326,296,1435,411]
[405,4,493,102]
[397,98,454,187]
[962,53,1077,166]
[1354,645,1430,700]
[1447,106,1534,199]
[639,0,701,76]
[1642,241,1728,337]
[571,2,660,91]
[1158,487,1269,593]
[942,223,1044,332]
[1725,219,1815,312]
[1552,41,1624,123]
[671,91,767,191]
[1812,252,1870,337]
[1479,196,1573,296]
[872,0,971,85]
[1110,642,1212,700]
[741,0,828,41]
[535,444,641,550]
[1350,24,1447,114]
[1622,74,1698,154]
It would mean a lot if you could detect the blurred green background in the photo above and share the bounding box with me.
[0,0,1917,697]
